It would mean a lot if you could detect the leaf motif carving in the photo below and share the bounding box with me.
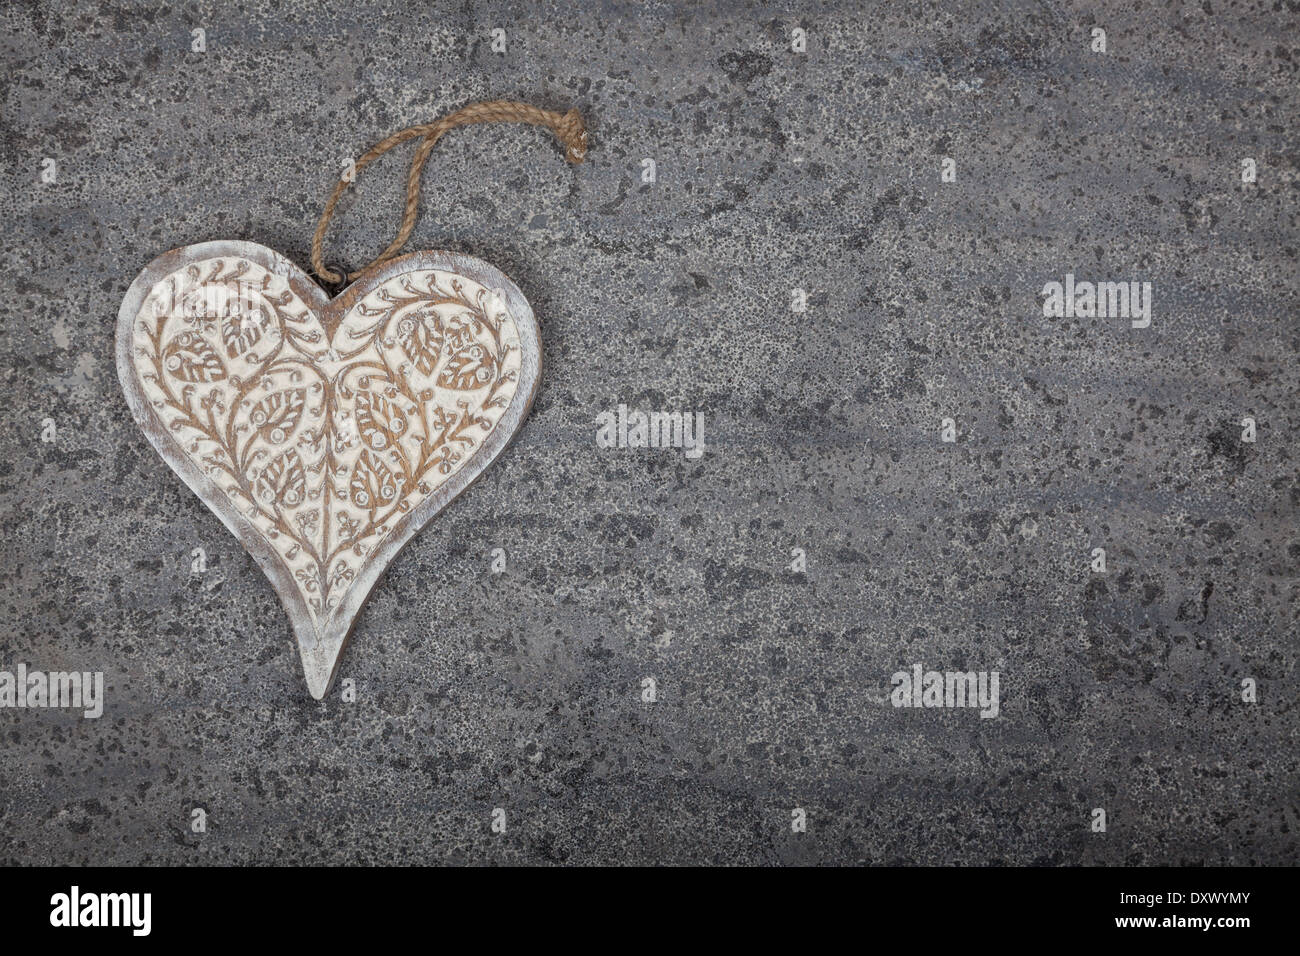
[256,449,307,508]
[131,257,528,656]
[248,389,307,444]
[438,340,497,390]
[349,450,402,510]
[355,390,408,451]
[397,310,444,375]
[163,332,226,382]
[222,311,263,357]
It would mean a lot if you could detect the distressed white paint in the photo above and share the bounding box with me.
[117,242,541,697]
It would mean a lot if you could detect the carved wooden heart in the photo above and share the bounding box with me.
[116,241,540,698]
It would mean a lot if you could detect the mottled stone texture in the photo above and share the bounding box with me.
[0,0,1296,865]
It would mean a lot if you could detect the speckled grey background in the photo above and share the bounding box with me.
[1,0,1296,866]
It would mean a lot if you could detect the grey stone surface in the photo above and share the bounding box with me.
[0,0,1296,865]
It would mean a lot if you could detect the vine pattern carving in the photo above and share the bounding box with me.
[131,256,522,627]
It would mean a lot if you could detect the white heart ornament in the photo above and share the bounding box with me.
[116,241,541,698]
